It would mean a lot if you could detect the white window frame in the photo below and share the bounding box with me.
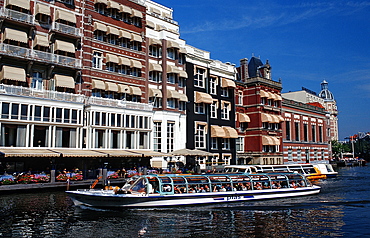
[210,101,217,118]
[194,67,205,88]
[209,77,217,95]
[221,102,230,120]
[195,123,206,149]
[93,52,103,70]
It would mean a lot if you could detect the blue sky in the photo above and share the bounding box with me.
[155,0,370,140]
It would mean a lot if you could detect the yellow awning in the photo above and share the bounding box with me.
[6,0,30,10]
[0,149,59,157]
[221,78,236,88]
[129,86,142,96]
[0,65,26,82]
[146,21,156,29]
[275,94,282,101]
[119,57,131,66]
[277,115,285,122]
[272,137,281,145]
[149,88,162,98]
[53,74,75,89]
[149,38,162,45]
[3,28,27,43]
[149,63,162,72]
[211,125,226,138]
[107,0,120,10]
[267,92,275,99]
[195,91,213,104]
[33,34,49,47]
[260,90,269,98]
[119,30,131,39]
[178,93,188,102]
[105,81,118,92]
[54,40,75,53]
[261,113,273,123]
[167,65,179,74]
[179,70,188,78]
[92,79,105,90]
[120,5,131,14]
[131,9,143,18]
[118,84,130,93]
[167,89,180,99]
[262,136,274,145]
[130,59,142,69]
[106,53,119,64]
[55,9,76,24]
[239,113,250,123]
[107,26,120,35]
[94,22,107,32]
[35,3,50,15]
[222,126,239,138]
[167,41,180,49]
[131,33,142,42]
[270,115,280,123]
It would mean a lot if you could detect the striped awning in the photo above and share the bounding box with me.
[277,115,285,122]
[149,38,162,46]
[221,78,236,88]
[55,9,76,24]
[260,90,269,98]
[129,86,142,96]
[262,136,280,145]
[33,34,49,47]
[0,149,59,157]
[92,79,105,90]
[119,57,131,66]
[272,137,281,145]
[94,22,107,32]
[0,65,26,82]
[94,0,108,4]
[53,74,75,89]
[107,26,120,35]
[178,93,188,102]
[35,3,50,15]
[131,34,142,42]
[106,54,119,64]
[54,40,75,53]
[120,5,131,14]
[131,9,143,18]
[267,92,275,100]
[105,81,118,92]
[239,113,250,123]
[118,84,130,93]
[275,94,282,101]
[167,41,180,49]
[270,115,280,123]
[261,113,273,123]
[211,125,226,138]
[167,65,179,74]
[195,91,213,104]
[3,28,27,43]
[149,88,162,98]
[6,0,30,10]
[146,21,156,29]
[130,59,142,69]
[223,126,239,139]
[167,89,181,99]
[119,30,131,39]
[107,0,120,10]
[149,63,162,72]
[179,70,188,78]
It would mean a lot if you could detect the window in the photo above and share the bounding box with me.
[221,138,230,150]
[132,17,142,27]
[261,97,266,105]
[107,34,118,45]
[236,137,244,152]
[130,68,141,77]
[32,72,43,90]
[167,48,176,60]
[221,88,229,97]
[167,98,176,109]
[285,121,291,140]
[210,101,217,118]
[120,38,130,48]
[209,77,217,94]
[195,103,205,114]
[211,155,219,166]
[149,45,161,57]
[95,3,106,14]
[118,65,129,75]
[93,52,103,70]
[178,77,186,87]
[319,126,323,142]
[297,149,302,162]
[195,123,206,148]
[167,122,174,152]
[149,71,162,83]
[150,97,162,108]
[1,102,9,119]
[222,155,231,166]
[179,101,186,111]
[106,62,117,72]
[303,124,308,142]
[11,104,19,120]
[34,106,41,121]
[153,122,162,152]
[94,31,105,41]
[238,91,243,105]
[194,68,205,88]
[167,73,176,84]
[211,138,218,150]
[288,149,293,161]
[311,125,316,142]
[294,122,300,141]
[130,41,141,51]
[21,105,28,120]
[221,102,230,120]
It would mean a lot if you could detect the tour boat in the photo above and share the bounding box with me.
[66,172,321,208]
[224,164,328,180]
[312,164,338,178]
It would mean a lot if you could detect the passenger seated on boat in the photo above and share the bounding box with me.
[174,186,182,194]
[226,184,233,191]
[163,184,172,192]
[263,182,270,189]
[204,185,210,192]
[271,182,281,189]
[289,181,297,188]
[188,187,196,193]
[245,183,252,190]
[198,187,206,193]
[254,182,262,190]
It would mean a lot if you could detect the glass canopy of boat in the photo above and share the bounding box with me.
[124,173,310,195]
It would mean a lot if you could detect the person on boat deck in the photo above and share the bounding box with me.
[254,182,263,190]
[204,185,210,192]
[174,186,182,194]
[289,181,297,188]
[198,187,206,193]
[226,184,233,191]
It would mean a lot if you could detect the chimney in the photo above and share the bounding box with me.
[239,58,249,81]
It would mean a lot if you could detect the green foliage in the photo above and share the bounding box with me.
[331,140,351,158]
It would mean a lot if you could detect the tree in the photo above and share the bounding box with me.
[331,140,351,159]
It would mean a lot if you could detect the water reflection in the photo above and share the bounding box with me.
[2,166,370,237]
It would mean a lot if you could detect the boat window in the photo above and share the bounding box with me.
[172,177,186,184]
[159,176,171,184]
[130,178,146,193]
[184,176,208,184]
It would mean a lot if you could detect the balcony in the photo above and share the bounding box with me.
[87,97,153,112]
[0,43,82,68]
[52,22,82,37]
[0,7,34,25]
[0,84,85,103]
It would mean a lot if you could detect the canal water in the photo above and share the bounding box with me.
[1,166,369,238]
